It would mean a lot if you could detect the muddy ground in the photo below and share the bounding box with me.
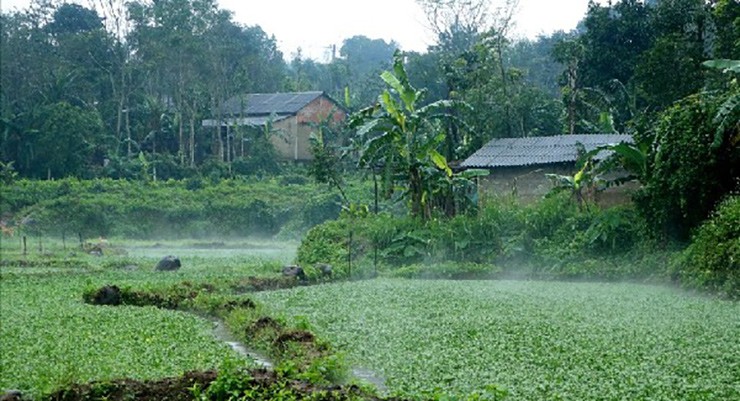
[41,369,392,401]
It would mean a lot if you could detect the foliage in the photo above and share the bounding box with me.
[255,278,740,400]
[546,138,651,208]
[634,89,740,240]
[0,275,233,398]
[458,33,562,144]
[307,116,350,203]
[0,160,17,184]
[297,194,655,281]
[286,35,396,110]
[0,177,359,239]
[3,0,736,184]
[545,157,602,208]
[671,195,740,299]
[1,0,287,179]
[352,51,480,219]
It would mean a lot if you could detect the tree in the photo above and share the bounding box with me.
[416,0,519,158]
[352,51,479,219]
[579,0,655,90]
[506,32,568,98]
[634,89,739,240]
[339,35,398,108]
[552,36,584,135]
[572,0,655,131]
[29,102,104,179]
[634,0,708,110]
[711,0,740,60]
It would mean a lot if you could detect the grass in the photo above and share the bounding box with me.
[253,278,740,400]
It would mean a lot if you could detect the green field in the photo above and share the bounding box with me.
[2,239,739,400]
[0,241,295,399]
[254,279,740,400]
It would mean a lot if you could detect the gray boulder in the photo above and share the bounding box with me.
[1,390,24,401]
[155,255,181,271]
[316,263,333,278]
[282,265,306,281]
[91,285,122,305]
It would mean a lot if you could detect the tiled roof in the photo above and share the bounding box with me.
[221,92,325,116]
[460,134,634,168]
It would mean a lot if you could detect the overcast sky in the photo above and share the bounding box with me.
[1,0,600,61]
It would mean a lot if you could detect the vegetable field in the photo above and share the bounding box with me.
[254,279,740,400]
[2,239,739,400]
[0,241,294,399]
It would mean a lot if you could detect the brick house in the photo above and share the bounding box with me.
[202,91,346,161]
[460,134,636,204]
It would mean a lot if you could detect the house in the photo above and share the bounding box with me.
[202,91,346,161]
[460,134,635,204]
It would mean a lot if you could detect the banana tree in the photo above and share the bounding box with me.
[546,139,651,208]
[702,59,740,150]
[352,51,480,219]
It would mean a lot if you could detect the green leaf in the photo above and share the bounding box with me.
[458,169,489,179]
[380,90,404,128]
[702,59,740,74]
[429,150,452,177]
[380,71,404,97]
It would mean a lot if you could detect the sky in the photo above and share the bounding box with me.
[1,0,599,61]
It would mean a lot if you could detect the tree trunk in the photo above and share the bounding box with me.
[177,112,183,163]
[495,41,513,137]
[568,65,578,135]
[189,116,196,167]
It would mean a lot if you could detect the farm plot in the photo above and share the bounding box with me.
[0,246,291,399]
[254,278,740,400]
[0,275,239,398]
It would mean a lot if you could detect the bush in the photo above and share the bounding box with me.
[3,177,356,239]
[634,90,740,240]
[296,219,353,277]
[671,196,740,299]
[296,196,656,281]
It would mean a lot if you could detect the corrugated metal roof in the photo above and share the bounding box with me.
[221,92,325,116]
[460,134,634,168]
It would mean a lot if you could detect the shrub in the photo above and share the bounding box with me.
[296,219,352,276]
[297,196,655,281]
[634,90,740,241]
[671,195,740,299]
[3,178,356,239]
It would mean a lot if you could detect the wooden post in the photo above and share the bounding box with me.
[373,172,379,214]
[78,232,83,249]
[373,237,378,278]
[22,236,27,256]
[347,229,352,280]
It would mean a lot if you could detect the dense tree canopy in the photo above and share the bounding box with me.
[0,0,738,197]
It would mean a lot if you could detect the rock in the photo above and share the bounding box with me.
[0,390,23,401]
[155,255,181,271]
[122,264,138,271]
[91,285,122,305]
[282,265,306,281]
[316,263,333,278]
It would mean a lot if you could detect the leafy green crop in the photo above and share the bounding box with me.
[254,279,740,400]
[0,277,235,398]
[0,243,291,399]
